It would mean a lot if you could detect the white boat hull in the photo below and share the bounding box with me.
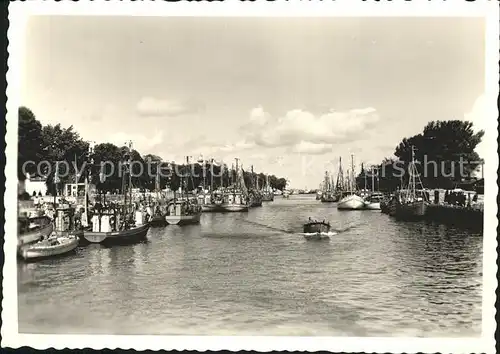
[165,213,201,225]
[364,202,381,210]
[17,221,54,250]
[219,204,249,212]
[20,236,78,260]
[337,195,365,210]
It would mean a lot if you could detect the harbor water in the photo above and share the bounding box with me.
[18,195,483,336]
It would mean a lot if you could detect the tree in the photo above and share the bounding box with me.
[393,120,484,188]
[40,123,89,194]
[91,143,123,193]
[18,106,43,179]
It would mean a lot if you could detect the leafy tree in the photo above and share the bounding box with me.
[18,107,43,179]
[394,120,484,188]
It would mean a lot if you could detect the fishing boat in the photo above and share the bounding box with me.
[363,167,383,210]
[303,218,331,240]
[165,156,202,225]
[364,192,383,210]
[198,192,223,212]
[395,146,429,220]
[220,159,249,212]
[315,190,322,200]
[261,175,274,202]
[165,198,202,225]
[82,142,150,243]
[147,162,167,225]
[220,190,249,212]
[337,193,365,210]
[320,171,338,202]
[337,155,365,210]
[197,159,224,212]
[247,165,263,207]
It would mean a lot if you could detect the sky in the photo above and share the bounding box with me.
[21,16,486,188]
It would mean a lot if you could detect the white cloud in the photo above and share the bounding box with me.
[136,97,204,117]
[108,130,164,152]
[463,93,494,159]
[290,141,333,155]
[249,105,271,125]
[243,106,380,152]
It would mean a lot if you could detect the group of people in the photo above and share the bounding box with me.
[443,190,478,207]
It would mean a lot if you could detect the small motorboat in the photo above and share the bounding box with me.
[303,218,331,241]
[20,235,79,261]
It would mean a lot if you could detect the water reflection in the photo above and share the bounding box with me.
[18,196,483,336]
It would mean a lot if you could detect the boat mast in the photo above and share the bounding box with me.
[336,157,343,191]
[235,158,240,190]
[230,163,234,187]
[128,141,133,214]
[363,163,367,192]
[351,154,355,191]
[410,145,416,200]
[210,159,214,193]
[371,165,375,193]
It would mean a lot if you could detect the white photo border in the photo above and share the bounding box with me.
[3,0,498,352]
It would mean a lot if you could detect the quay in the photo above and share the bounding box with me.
[425,204,483,230]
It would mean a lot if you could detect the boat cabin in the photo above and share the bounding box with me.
[224,192,246,205]
[166,199,201,216]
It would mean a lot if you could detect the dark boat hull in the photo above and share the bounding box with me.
[395,201,427,220]
[82,223,150,244]
[303,222,330,234]
[425,204,483,230]
[149,214,166,226]
[201,204,224,212]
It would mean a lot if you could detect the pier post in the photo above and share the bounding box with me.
[434,190,439,204]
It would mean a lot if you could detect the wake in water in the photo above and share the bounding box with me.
[299,231,337,237]
[236,217,358,236]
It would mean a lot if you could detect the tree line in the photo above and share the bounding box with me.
[18,107,288,195]
[354,120,484,192]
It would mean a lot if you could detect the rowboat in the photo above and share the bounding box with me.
[19,235,79,261]
[17,216,54,250]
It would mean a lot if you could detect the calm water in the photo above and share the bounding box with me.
[18,195,483,336]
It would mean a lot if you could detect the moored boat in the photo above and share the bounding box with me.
[261,175,274,202]
[320,171,338,202]
[20,235,79,260]
[395,199,427,220]
[220,190,249,212]
[165,198,202,225]
[394,146,430,221]
[337,193,365,210]
[82,141,151,244]
[197,192,223,212]
[336,155,365,210]
[364,192,384,210]
[18,216,54,250]
[84,221,150,243]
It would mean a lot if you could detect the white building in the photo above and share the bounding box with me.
[24,173,48,196]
